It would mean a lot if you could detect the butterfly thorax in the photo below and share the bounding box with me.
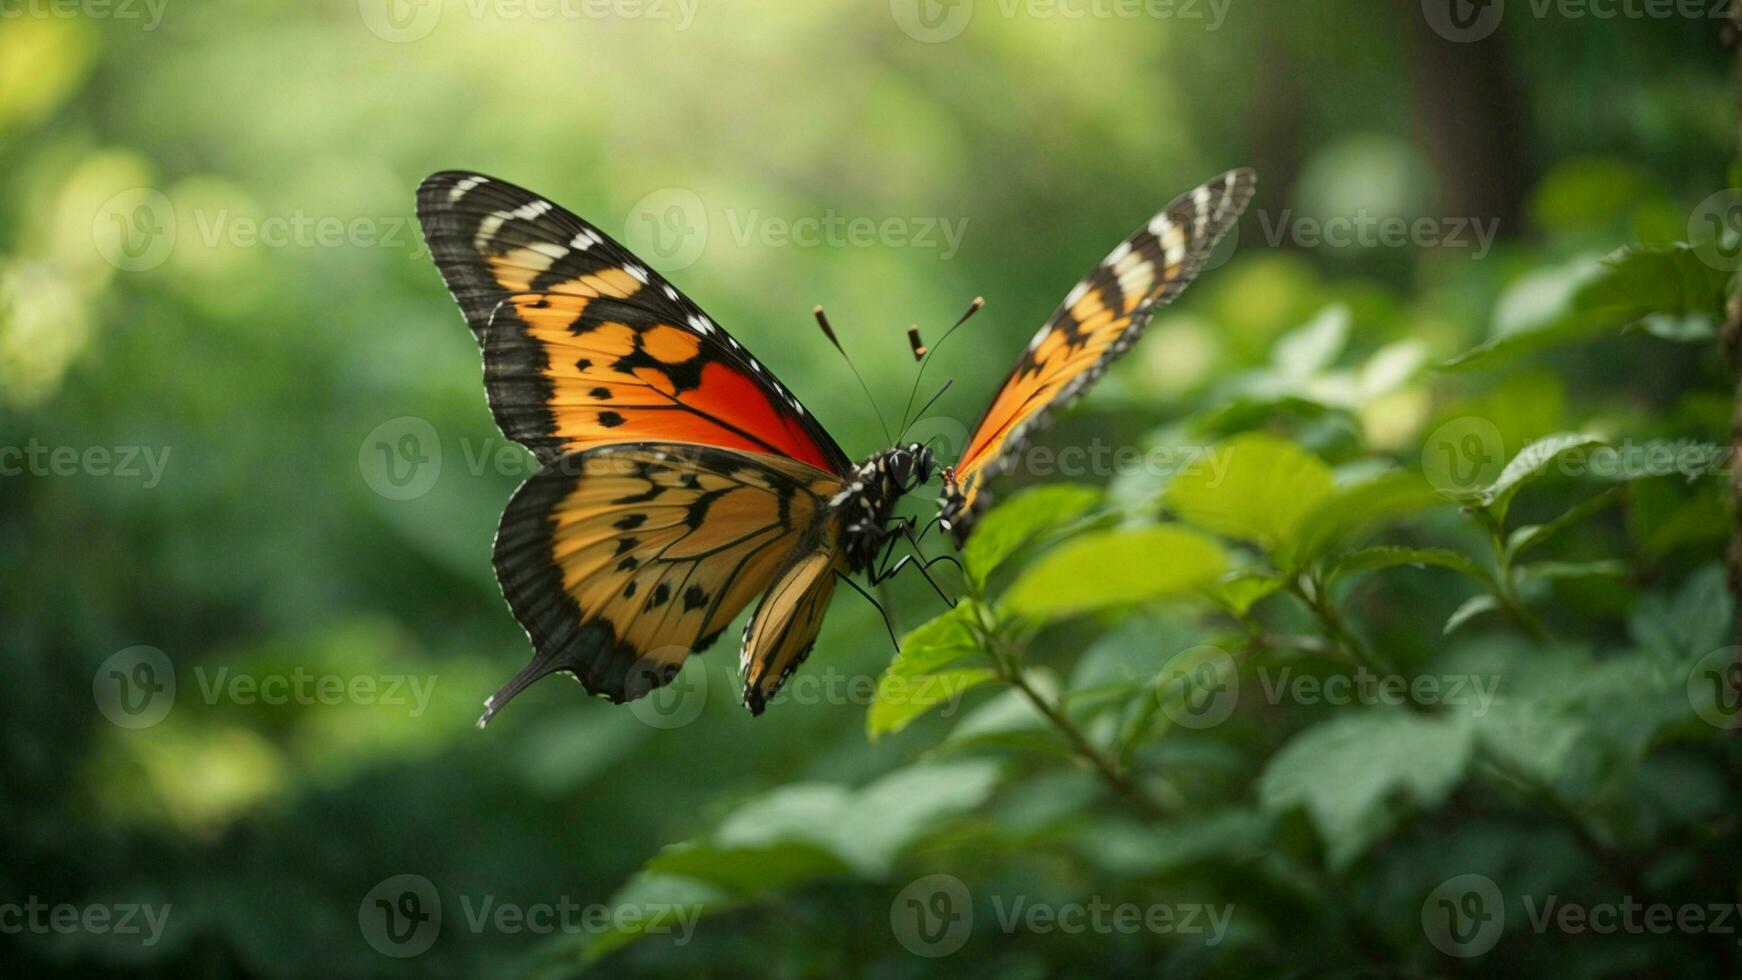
[835,443,933,574]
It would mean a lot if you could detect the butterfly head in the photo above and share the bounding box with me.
[883,442,935,494]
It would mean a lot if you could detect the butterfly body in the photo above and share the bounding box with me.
[416,166,1253,721]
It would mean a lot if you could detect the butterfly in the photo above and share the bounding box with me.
[416,167,1254,722]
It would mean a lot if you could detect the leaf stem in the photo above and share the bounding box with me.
[985,633,1175,823]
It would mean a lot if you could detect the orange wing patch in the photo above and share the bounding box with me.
[417,171,853,476]
[484,292,843,471]
[941,169,1256,544]
[483,444,844,724]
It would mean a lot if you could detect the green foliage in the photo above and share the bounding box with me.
[5,10,1738,979]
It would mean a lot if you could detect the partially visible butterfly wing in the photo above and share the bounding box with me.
[482,443,843,724]
[739,545,839,715]
[940,169,1256,543]
[417,171,851,475]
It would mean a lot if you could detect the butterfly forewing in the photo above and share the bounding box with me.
[417,171,852,475]
[941,168,1256,542]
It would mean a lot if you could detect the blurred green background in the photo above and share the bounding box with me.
[3,1,1739,977]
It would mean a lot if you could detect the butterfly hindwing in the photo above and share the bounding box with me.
[740,545,839,715]
[482,442,845,723]
[418,171,852,475]
[941,169,1256,542]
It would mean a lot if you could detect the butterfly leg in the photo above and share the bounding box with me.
[835,571,901,654]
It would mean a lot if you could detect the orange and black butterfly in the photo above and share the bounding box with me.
[416,167,1254,721]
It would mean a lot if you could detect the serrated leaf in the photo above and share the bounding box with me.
[1257,712,1475,870]
[867,668,996,740]
[1505,490,1619,560]
[1444,594,1501,635]
[1479,432,1605,520]
[1166,433,1334,548]
[961,484,1100,588]
[1001,526,1226,621]
[1328,546,1487,584]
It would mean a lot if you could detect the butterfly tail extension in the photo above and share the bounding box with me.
[740,546,839,715]
[940,168,1256,546]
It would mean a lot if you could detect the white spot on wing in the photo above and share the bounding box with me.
[511,199,554,221]
[569,228,601,250]
[1028,324,1051,350]
[1063,280,1089,309]
[447,175,487,202]
[626,264,649,284]
[1104,240,1132,266]
[528,241,568,260]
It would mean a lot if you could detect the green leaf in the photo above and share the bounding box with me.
[867,668,997,740]
[1443,245,1731,370]
[884,603,982,679]
[1272,304,1350,376]
[1479,432,1605,520]
[961,483,1100,588]
[1166,433,1334,548]
[1516,560,1627,582]
[583,873,727,963]
[1203,571,1283,615]
[1001,526,1226,621]
[1258,712,1475,870]
[1279,471,1447,567]
[1327,546,1487,584]
[1444,594,1501,635]
[643,841,852,898]
[1505,490,1620,560]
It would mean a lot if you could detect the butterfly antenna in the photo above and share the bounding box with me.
[898,297,983,436]
[815,305,893,445]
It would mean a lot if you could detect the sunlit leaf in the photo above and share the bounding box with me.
[1279,471,1447,568]
[1478,432,1605,519]
[1002,527,1226,621]
[1444,594,1501,635]
[962,484,1100,588]
[1166,434,1334,548]
[868,668,997,740]
[1443,245,1730,370]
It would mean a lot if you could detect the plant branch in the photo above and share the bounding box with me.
[987,638,1175,823]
